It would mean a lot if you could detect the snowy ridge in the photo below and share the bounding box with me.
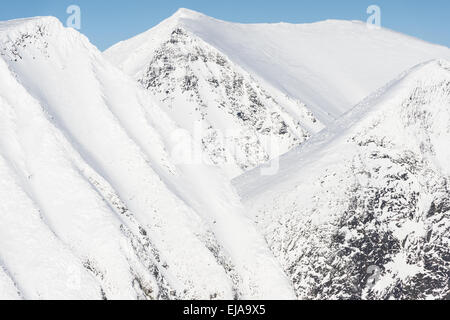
[107,8,450,122]
[0,16,294,300]
[135,26,322,177]
[105,9,450,178]
[234,60,450,299]
[106,10,324,178]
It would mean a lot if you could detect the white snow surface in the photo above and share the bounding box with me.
[0,16,294,300]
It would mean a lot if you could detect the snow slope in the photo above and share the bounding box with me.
[0,16,294,300]
[234,59,450,300]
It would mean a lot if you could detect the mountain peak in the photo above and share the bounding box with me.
[0,16,66,49]
[0,16,62,34]
[171,8,207,20]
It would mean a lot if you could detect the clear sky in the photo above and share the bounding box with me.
[1,0,449,51]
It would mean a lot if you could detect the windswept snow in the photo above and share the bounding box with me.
[0,16,294,300]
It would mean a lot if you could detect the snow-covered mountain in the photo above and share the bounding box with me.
[106,9,327,178]
[0,16,294,300]
[105,9,450,178]
[1,8,449,301]
[234,59,450,300]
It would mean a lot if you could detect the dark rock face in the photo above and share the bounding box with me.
[137,27,320,175]
[1,24,50,61]
[255,71,450,300]
[270,149,450,300]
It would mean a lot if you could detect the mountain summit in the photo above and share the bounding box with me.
[106,9,325,177]
[106,8,450,120]
[105,9,450,178]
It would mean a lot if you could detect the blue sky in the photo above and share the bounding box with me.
[1,0,449,51]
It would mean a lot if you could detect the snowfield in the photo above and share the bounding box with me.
[0,9,449,300]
